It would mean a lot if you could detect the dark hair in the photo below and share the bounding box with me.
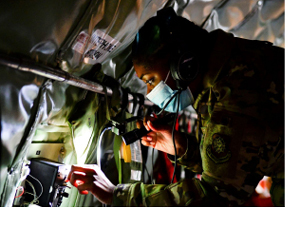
[132,8,208,69]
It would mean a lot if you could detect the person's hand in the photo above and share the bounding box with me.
[139,115,187,157]
[67,164,116,205]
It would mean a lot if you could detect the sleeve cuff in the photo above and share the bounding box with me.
[112,183,132,206]
[167,133,191,163]
[167,134,203,173]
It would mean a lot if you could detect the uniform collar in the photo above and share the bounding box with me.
[193,29,235,110]
[202,29,235,87]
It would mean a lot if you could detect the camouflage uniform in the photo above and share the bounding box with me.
[112,29,284,206]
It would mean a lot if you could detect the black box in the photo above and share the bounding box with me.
[24,158,69,207]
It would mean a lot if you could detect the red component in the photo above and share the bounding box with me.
[14,186,25,198]
[154,152,177,184]
[244,192,274,207]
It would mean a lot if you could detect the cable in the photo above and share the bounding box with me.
[142,156,152,184]
[156,91,180,116]
[97,124,112,168]
[151,147,155,184]
[22,174,44,206]
[28,174,44,201]
[24,179,37,204]
[170,90,181,183]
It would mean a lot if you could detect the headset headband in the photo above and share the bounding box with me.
[157,8,200,90]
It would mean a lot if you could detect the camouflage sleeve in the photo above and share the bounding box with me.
[168,134,203,173]
[112,177,206,206]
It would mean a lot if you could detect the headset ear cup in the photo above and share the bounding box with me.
[156,7,201,89]
[170,59,184,90]
[170,57,180,81]
[170,50,200,90]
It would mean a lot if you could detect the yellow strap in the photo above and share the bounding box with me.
[122,142,131,163]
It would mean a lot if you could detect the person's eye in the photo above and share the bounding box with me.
[146,78,154,85]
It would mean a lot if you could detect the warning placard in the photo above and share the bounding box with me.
[83,29,121,64]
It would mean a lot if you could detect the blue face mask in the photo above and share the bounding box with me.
[146,80,194,113]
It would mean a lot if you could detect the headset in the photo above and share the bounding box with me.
[156,8,201,90]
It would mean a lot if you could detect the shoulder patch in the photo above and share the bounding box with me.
[206,134,231,164]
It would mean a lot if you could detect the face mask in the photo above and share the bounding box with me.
[146,80,194,113]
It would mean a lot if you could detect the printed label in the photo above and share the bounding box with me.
[130,141,142,163]
[72,31,90,54]
[130,170,142,181]
[83,29,121,64]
